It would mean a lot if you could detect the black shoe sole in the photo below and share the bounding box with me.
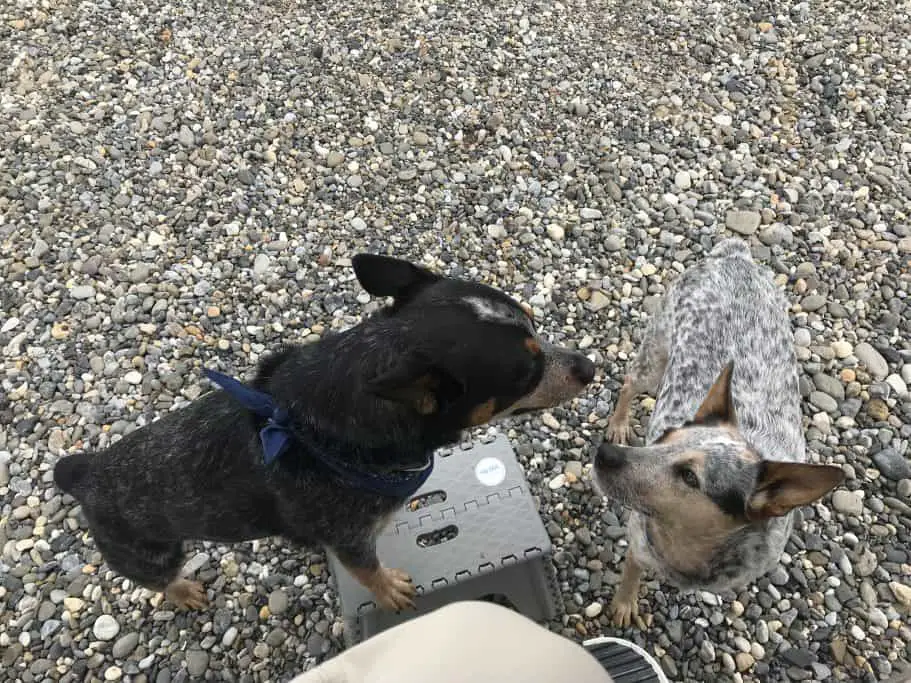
[583,637,668,683]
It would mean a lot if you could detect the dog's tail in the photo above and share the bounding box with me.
[53,453,92,498]
[710,237,753,260]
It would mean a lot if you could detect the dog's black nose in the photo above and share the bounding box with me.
[572,355,596,385]
[596,441,626,469]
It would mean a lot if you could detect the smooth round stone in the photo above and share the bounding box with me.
[548,474,567,490]
[831,490,863,516]
[584,602,603,618]
[898,479,911,499]
[733,636,751,653]
[794,328,812,347]
[186,650,208,677]
[40,619,61,639]
[93,615,121,641]
[112,632,140,659]
[63,597,85,613]
[268,589,289,615]
[736,652,755,672]
[831,341,853,358]
[873,449,911,481]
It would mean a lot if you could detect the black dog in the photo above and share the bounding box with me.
[54,254,595,611]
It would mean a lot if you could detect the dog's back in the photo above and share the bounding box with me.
[636,239,807,588]
[648,238,805,464]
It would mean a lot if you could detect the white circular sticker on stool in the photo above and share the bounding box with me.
[474,457,506,487]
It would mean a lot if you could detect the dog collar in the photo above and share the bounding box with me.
[204,369,293,464]
[204,368,434,498]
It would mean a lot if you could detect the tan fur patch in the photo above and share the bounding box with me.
[348,565,416,611]
[415,393,437,415]
[408,374,439,415]
[657,428,688,444]
[468,398,497,426]
[745,489,790,519]
[524,338,541,355]
[647,501,744,574]
[164,579,208,611]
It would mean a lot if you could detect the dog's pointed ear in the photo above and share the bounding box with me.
[745,461,845,521]
[352,254,440,301]
[693,361,736,425]
[367,356,461,415]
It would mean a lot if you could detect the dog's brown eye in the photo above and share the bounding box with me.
[679,468,700,489]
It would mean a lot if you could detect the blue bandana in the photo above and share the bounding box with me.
[204,368,434,498]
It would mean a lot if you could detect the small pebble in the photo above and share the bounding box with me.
[584,602,603,618]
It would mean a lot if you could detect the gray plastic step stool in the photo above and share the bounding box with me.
[328,433,561,647]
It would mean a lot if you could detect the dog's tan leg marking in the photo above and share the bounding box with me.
[606,376,636,444]
[350,565,416,611]
[164,578,208,611]
[610,551,643,628]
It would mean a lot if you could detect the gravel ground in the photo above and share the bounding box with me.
[2,0,910,681]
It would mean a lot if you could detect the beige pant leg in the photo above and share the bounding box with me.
[290,601,613,683]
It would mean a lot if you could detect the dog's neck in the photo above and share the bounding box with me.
[255,421,445,499]
[246,332,468,491]
[644,518,721,580]
[644,513,782,589]
[290,421,451,472]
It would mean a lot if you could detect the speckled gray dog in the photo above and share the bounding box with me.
[593,238,844,628]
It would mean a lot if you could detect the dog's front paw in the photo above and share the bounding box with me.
[609,594,639,629]
[372,567,416,611]
[605,417,632,445]
[165,579,209,611]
